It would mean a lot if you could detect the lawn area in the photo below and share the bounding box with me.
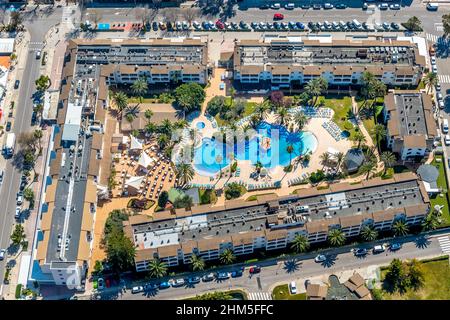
[215,99,257,127]
[355,97,384,135]
[272,284,307,300]
[430,156,450,227]
[317,95,358,140]
[379,256,450,300]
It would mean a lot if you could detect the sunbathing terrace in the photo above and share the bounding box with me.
[233,37,426,87]
[124,173,430,271]
[71,38,209,85]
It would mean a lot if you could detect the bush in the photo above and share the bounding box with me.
[225,182,245,200]
[158,191,169,208]
[309,170,325,184]
[15,284,22,299]
[343,120,353,130]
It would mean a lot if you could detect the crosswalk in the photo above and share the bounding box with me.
[438,236,450,254]
[426,33,440,43]
[438,75,450,84]
[248,292,272,300]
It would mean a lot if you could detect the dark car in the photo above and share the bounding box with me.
[391,22,400,30]
[166,22,173,30]
[216,272,230,280]
[19,180,27,191]
[5,121,12,132]
[296,22,305,30]
[390,243,402,251]
[259,4,270,9]
[313,4,322,9]
[152,22,158,31]
[301,4,311,9]
[273,22,281,29]
[202,273,215,282]
[231,269,243,278]
[31,112,37,125]
[14,80,20,89]
[354,248,368,257]
[187,276,201,284]
[159,281,171,289]
[144,283,158,291]
[249,266,261,274]
[336,4,347,9]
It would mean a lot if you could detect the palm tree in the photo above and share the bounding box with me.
[305,77,328,106]
[328,228,346,246]
[131,77,148,102]
[360,71,375,108]
[360,225,378,242]
[286,144,294,166]
[124,104,140,123]
[275,107,291,126]
[144,109,153,121]
[319,152,331,169]
[371,124,386,153]
[157,134,169,150]
[293,111,308,131]
[380,151,396,175]
[443,13,450,38]
[335,152,344,173]
[255,101,269,121]
[290,234,310,253]
[392,219,409,236]
[352,131,366,149]
[360,161,376,180]
[423,72,438,94]
[255,161,263,174]
[404,16,422,32]
[215,154,223,177]
[175,162,195,187]
[422,213,440,231]
[113,91,128,118]
[190,254,206,271]
[229,87,236,106]
[148,259,168,278]
[219,249,236,265]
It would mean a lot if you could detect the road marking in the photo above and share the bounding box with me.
[438,75,450,84]
[426,33,439,43]
[248,292,272,300]
[438,236,450,254]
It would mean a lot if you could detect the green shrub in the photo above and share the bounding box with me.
[15,284,22,299]
[343,120,353,130]
[309,170,325,184]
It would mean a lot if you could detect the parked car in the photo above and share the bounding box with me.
[336,3,347,9]
[390,3,400,10]
[379,3,389,10]
[0,249,5,261]
[354,248,368,257]
[16,193,23,205]
[131,286,144,294]
[14,80,20,89]
[0,170,3,184]
[187,276,201,284]
[15,206,21,219]
[439,100,445,109]
[36,50,41,59]
[144,283,158,291]
[259,4,270,9]
[445,135,450,146]
[216,272,230,280]
[231,269,243,278]
[273,13,284,20]
[389,243,403,251]
[301,4,311,9]
[391,22,400,30]
[171,278,185,287]
[5,121,12,131]
[314,254,327,263]
[97,278,104,290]
[313,4,322,9]
[373,244,386,254]
[152,22,158,31]
[215,20,225,29]
[249,265,261,274]
[285,3,295,10]
[289,281,297,294]
[270,3,281,9]
[202,273,215,282]
[323,3,334,9]
[159,281,171,289]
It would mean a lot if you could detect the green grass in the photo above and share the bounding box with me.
[215,100,256,127]
[272,284,307,300]
[379,256,450,300]
[430,156,450,227]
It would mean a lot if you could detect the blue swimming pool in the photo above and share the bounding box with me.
[196,121,206,130]
[193,122,318,176]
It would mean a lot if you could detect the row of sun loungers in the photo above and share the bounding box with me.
[289,106,333,119]
[322,121,343,141]
[287,173,310,186]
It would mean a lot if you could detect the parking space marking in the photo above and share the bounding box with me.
[438,75,450,84]
[438,236,450,254]
[248,292,272,300]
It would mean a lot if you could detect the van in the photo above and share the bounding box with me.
[352,19,362,30]
[443,119,449,133]
[296,205,310,213]
[426,3,438,11]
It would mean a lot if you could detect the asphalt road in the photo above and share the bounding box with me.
[81,232,447,301]
[0,6,63,287]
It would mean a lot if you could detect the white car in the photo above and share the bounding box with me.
[270,3,281,9]
[0,249,5,260]
[314,254,327,263]
[439,100,445,109]
[324,3,334,9]
[97,277,104,290]
[445,135,450,146]
[432,65,438,73]
[373,244,386,254]
[285,3,295,10]
[131,286,144,294]
[431,56,436,64]
[15,206,21,219]
[437,92,443,101]
[16,195,23,206]
[171,278,185,287]
[289,281,297,294]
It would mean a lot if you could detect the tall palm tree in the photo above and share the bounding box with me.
[144,109,153,121]
[255,161,263,174]
[175,162,195,187]
[319,152,331,169]
[255,101,269,121]
[335,152,345,173]
[423,72,438,94]
[286,144,294,166]
[215,154,223,177]
[360,225,378,242]
[113,91,128,118]
[293,111,308,131]
[159,119,173,136]
[380,151,396,175]
[290,234,310,253]
[305,77,328,106]
[360,71,375,108]
[124,104,140,123]
[422,213,440,231]
[148,259,168,278]
[360,161,376,180]
[131,77,148,102]
[275,107,291,126]
[219,249,236,265]
[229,87,236,106]
[371,124,386,153]
[392,219,409,236]
[190,254,206,271]
[328,228,346,246]
[352,131,367,149]
[157,134,170,150]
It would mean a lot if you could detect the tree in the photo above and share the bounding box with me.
[158,191,169,208]
[144,109,153,121]
[443,14,450,38]
[423,72,438,94]
[123,104,140,123]
[408,259,424,290]
[148,259,168,278]
[254,101,270,122]
[335,152,345,173]
[175,163,195,187]
[33,130,43,154]
[403,16,422,31]
[174,83,206,115]
[105,228,136,272]
[384,258,408,292]
[173,195,193,210]
[228,87,236,106]
[113,91,128,117]
[328,228,346,246]
[182,8,198,24]
[131,78,148,102]
[293,111,308,131]
[23,188,35,203]
[270,91,284,109]
[275,107,291,126]
[10,224,26,246]
[360,161,376,180]
[305,77,328,106]
[422,213,440,231]
[35,75,51,92]
[8,11,22,31]
[206,96,226,117]
[360,225,378,242]
[380,151,396,175]
[219,249,236,264]
[371,124,386,153]
[319,152,331,169]
[104,210,129,243]
[225,182,243,200]
[190,254,206,271]
[392,219,409,237]
[291,234,310,253]
[255,161,263,174]
[352,131,366,149]
[286,144,294,166]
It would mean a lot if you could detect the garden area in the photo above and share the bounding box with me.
[272,284,307,300]
[206,95,257,127]
[430,156,450,227]
[375,256,450,300]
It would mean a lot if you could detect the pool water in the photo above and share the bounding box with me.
[196,122,206,130]
[193,122,318,176]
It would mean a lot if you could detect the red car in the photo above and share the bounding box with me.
[273,13,284,20]
[216,20,225,29]
[249,265,261,274]
[105,278,111,288]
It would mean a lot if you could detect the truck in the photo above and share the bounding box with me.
[3,132,15,158]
